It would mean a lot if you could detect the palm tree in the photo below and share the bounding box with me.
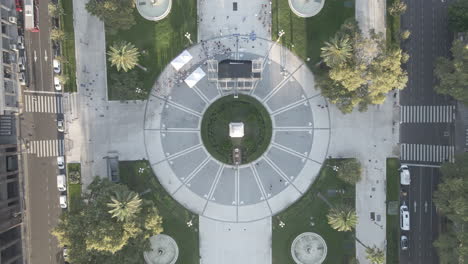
[365,246,385,264]
[320,35,353,67]
[107,41,141,72]
[326,206,357,232]
[107,190,142,222]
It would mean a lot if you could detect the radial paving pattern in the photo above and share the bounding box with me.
[144,35,331,222]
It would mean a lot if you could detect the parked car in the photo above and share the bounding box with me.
[57,174,66,192]
[400,204,410,231]
[54,76,62,91]
[57,118,64,132]
[401,235,409,250]
[18,72,26,85]
[17,36,25,50]
[63,246,69,261]
[399,165,411,185]
[18,56,26,71]
[57,156,65,170]
[53,59,61,73]
[59,195,67,208]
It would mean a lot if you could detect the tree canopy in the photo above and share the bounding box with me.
[327,206,358,232]
[318,19,408,113]
[365,246,385,264]
[85,0,136,35]
[433,153,468,262]
[336,158,362,185]
[52,177,163,263]
[448,0,468,32]
[109,70,146,100]
[108,41,140,72]
[434,40,468,104]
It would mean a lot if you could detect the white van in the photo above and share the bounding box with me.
[57,174,66,192]
[400,205,410,231]
[59,195,67,209]
[400,165,411,185]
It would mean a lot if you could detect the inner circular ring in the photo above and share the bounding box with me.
[200,94,272,165]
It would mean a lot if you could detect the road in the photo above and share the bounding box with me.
[398,0,455,262]
[20,0,65,262]
[399,166,440,264]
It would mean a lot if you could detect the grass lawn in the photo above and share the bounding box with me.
[272,159,356,264]
[271,0,355,65]
[68,183,82,212]
[201,95,272,164]
[106,0,198,100]
[60,0,77,93]
[386,158,401,264]
[119,160,199,264]
[386,0,401,49]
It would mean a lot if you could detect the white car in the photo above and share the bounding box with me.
[18,72,26,85]
[401,235,409,250]
[59,195,67,208]
[54,76,62,91]
[399,165,411,185]
[57,156,65,170]
[57,174,66,192]
[57,119,64,132]
[400,205,410,231]
[53,59,61,73]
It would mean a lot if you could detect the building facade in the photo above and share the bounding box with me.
[0,0,23,263]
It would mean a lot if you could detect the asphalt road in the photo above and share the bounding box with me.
[398,0,455,262]
[400,166,440,264]
[20,0,64,262]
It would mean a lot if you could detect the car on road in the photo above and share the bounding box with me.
[401,235,409,250]
[57,156,65,170]
[54,76,62,91]
[17,36,25,50]
[57,118,64,132]
[400,204,410,231]
[18,72,26,85]
[399,165,411,185]
[18,56,26,71]
[53,59,61,73]
[57,174,66,192]
[59,194,67,208]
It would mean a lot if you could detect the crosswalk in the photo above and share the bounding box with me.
[26,139,64,157]
[24,94,63,113]
[400,105,455,123]
[400,143,455,163]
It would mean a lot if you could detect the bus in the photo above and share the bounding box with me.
[23,0,39,32]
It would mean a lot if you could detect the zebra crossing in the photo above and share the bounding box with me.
[400,105,455,123]
[26,139,64,157]
[24,94,63,113]
[400,144,455,163]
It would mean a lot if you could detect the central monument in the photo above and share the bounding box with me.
[229,122,244,138]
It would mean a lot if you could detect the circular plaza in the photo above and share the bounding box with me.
[143,35,331,222]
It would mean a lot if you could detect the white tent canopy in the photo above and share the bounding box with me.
[184,67,206,88]
[170,50,193,71]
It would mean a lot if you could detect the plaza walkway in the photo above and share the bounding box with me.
[67,0,390,263]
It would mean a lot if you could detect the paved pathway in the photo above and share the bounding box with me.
[144,36,329,222]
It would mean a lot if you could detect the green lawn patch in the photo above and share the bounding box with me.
[60,0,77,93]
[201,95,272,164]
[119,160,199,264]
[272,159,356,264]
[386,0,401,49]
[68,183,82,212]
[386,158,400,264]
[271,0,355,65]
[106,0,198,100]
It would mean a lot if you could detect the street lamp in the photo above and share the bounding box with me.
[184,32,193,45]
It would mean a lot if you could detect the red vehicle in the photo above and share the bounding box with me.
[24,0,39,32]
[15,0,22,12]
